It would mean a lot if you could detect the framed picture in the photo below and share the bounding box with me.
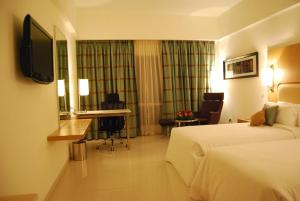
[223,52,259,80]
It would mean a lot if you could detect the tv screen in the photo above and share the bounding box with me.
[21,14,54,84]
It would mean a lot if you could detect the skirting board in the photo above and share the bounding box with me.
[43,159,69,201]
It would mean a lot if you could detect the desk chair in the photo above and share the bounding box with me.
[99,93,125,151]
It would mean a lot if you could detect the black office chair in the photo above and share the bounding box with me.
[99,93,125,151]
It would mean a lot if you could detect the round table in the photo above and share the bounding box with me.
[175,119,199,127]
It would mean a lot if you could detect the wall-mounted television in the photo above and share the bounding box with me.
[20,14,54,84]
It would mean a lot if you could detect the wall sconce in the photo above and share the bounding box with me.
[57,79,67,112]
[78,79,89,112]
[269,64,275,92]
[263,64,275,92]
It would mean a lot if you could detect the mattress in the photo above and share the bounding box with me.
[165,123,299,186]
[190,139,300,201]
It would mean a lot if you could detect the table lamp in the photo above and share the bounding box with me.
[78,79,89,112]
[57,79,67,112]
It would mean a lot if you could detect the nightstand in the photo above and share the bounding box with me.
[237,118,250,123]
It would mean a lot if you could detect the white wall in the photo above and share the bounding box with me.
[0,0,76,200]
[214,3,300,123]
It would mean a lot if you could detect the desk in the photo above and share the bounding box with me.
[59,112,71,120]
[47,119,92,141]
[74,109,132,149]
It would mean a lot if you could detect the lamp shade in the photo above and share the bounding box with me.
[57,79,65,97]
[79,79,89,96]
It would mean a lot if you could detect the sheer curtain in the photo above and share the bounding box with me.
[134,41,163,135]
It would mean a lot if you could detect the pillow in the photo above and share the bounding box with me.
[276,102,298,126]
[264,105,279,126]
[250,110,266,126]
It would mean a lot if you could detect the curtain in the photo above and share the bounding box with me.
[134,41,163,136]
[76,40,139,139]
[56,40,70,112]
[161,40,215,119]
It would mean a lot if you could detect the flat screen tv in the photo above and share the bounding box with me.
[20,14,54,84]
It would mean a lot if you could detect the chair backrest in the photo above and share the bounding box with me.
[100,93,125,131]
[105,93,120,103]
[199,93,224,122]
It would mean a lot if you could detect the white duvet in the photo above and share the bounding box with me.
[190,139,300,201]
[165,123,299,186]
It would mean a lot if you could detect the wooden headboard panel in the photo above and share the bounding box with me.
[277,83,300,104]
[268,42,300,102]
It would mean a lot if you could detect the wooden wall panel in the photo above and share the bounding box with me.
[268,43,300,101]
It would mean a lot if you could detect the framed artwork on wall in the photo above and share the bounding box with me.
[223,52,259,80]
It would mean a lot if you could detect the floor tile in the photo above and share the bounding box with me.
[48,135,193,201]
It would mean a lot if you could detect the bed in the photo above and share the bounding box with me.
[165,83,300,186]
[165,123,299,186]
[190,139,300,201]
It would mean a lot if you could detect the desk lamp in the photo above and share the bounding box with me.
[78,79,89,112]
[57,79,67,112]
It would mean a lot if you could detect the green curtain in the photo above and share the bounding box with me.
[56,40,70,112]
[77,40,139,139]
[161,40,215,119]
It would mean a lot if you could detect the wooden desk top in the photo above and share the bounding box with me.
[74,109,131,118]
[0,194,37,201]
[47,119,92,141]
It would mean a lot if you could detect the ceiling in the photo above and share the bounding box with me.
[73,0,242,17]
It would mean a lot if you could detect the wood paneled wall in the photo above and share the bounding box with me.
[268,42,300,101]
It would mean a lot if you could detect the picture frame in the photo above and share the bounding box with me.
[223,52,259,80]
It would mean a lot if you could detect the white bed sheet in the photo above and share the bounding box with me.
[190,139,300,201]
[165,123,299,186]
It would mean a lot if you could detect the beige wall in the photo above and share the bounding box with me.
[218,0,300,37]
[76,8,219,40]
[214,3,300,122]
[0,0,76,200]
[75,0,300,40]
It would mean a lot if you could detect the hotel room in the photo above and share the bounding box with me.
[1,0,300,201]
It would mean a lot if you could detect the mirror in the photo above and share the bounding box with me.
[54,27,70,118]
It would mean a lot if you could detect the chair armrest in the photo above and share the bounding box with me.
[209,111,221,124]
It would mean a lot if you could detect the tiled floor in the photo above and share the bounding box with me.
[48,135,193,201]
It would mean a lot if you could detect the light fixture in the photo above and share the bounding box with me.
[79,79,89,96]
[57,79,67,112]
[78,79,89,112]
[57,79,65,97]
[268,64,275,92]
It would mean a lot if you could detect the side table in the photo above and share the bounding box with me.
[237,118,250,123]
[175,119,199,127]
